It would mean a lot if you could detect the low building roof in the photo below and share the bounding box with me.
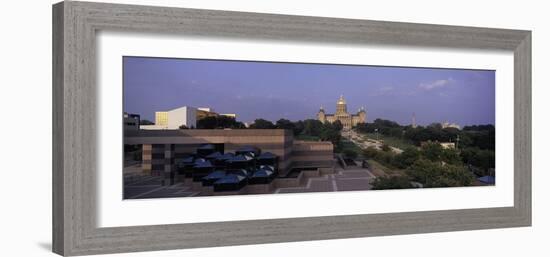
[257,152,277,160]
[194,160,213,168]
[228,154,254,162]
[203,170,226,180]
[252,169,274,178]
[214,174,247,184]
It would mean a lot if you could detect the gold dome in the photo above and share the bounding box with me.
[337,95,346,105]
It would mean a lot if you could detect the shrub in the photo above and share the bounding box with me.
[371,176,414,190]
[362,146,379,159]
[343,149,358,159]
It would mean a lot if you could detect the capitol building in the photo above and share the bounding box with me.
[317,95,366,130]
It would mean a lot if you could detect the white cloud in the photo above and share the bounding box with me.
[379,86,394,92]
[369,85,395,96]
[418,78,454,91]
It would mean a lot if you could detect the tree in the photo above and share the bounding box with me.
[302,119,324,136]
[439,148,462,165]
[275,119,295,131]
[392,147,420,169]
[467,129,495,150]
[249,119,276,129]
[420,142,443,162]
[196,116,218,129]
[406,159,474,187]
[343,149,358,159]
[354,122,370,133]
[457,133,473,149]
[178,124,189,129]
[196,116,245,129]
[332,120,343,131]
[370,176,414,190]
[375,150,395,166]
[463,124,495,131]
[430,163,474,187]
[355,119,401,135]
[428,123,443,130]
[319,125,341,145]
[418,142,462,165]
[292,120,305,135]
[388,127,403,138]
[460,147,495,174]
[140,119,154,125]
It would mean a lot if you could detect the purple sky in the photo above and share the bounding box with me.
[123,57,495,126]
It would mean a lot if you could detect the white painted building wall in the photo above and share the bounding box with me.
[140,106,197,130]
[167,106,197,129]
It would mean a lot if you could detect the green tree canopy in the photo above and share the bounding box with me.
[343,149,358,159]
[406,159,474,187]
[418,142,462,165]
[249,119,276,129]
[275,118,295,131]
[140,119,154,125]
[371,176,414,190]
[332,120,343,131]
[460,147,495,174]
[196,116,245,129]
[302,119,324,136]
[392,147,420,169]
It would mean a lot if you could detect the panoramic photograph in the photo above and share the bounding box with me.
[122,56,495,199]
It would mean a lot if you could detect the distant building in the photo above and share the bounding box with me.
[123,112,140,131]
[439,142,456,149]
[139,106,238,130]
[197,107,214,112]
[196,107,218,120]
[220,113,237,119]
[421,141,456,149]
[412,112,417,128]
[140,106,197,130]
[197,107,237,121]
[441,121,460,129]
[317,95,366,130]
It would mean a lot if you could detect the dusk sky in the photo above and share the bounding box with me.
[123,57,495,127]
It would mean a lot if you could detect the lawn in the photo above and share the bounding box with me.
[362,132,415,150]
[336,139,363,157]
[368,160,408,177]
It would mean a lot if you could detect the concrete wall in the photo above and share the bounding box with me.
[291,140,334,169]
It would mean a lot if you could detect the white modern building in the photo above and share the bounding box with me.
[140,106,197,130]
[441,121,461,129]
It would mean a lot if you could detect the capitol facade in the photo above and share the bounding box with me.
[317,95,366,130]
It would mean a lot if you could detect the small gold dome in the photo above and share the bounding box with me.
[337,95,346,105]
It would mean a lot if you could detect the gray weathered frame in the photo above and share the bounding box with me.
[52,1,531,256]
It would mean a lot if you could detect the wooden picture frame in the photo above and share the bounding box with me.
[52,1,531,256]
